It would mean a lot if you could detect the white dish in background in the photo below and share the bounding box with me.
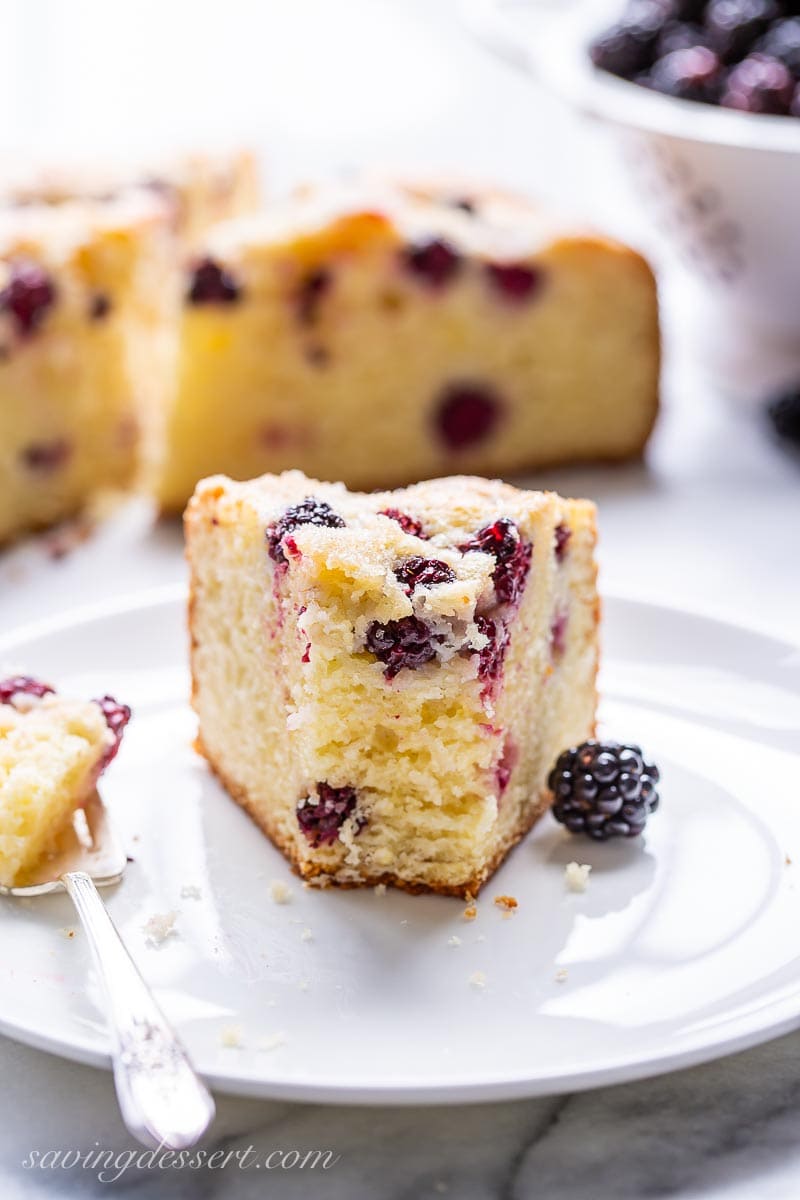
[467,0,800,384]
[0,587,799,1104]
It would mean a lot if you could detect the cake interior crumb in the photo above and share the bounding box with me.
[142,911,177,945]
[447,935,462,947]
[270,879,292,904]
[469,970,487,989]
[180,883,202,900]
[463,905,477,921]
[220,1024,243,1048]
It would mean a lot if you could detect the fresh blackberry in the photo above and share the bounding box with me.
[589,1,671,78]
[757,17,800,76]
[548,739,661,840]
[705,0,779,65]
[767,387,800,446]
[721,52,794,111]
[648,45,723,100]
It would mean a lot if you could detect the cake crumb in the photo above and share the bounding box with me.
[220,1024,243,1048]
[270,879,292,904]
[374,847,394,867]
[59,927,76,939]
[256,1031,287,1052]
[555,967,568,983]
[565,862,591,893]
[142,911,177,946]
[786,854,793,866]
[299,978,310,991]
[469,970,487,990]
[476,933,486,943]
[180,884,202,900]
[494,894,518,914]
[447,935,462,948]
[463,905,477,921]
[374,883,387,897]
[300,927,313,942]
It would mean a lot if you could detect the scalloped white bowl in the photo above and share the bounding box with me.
[468,0,800,354]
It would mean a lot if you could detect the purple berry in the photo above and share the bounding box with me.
[757,16,800,74]
[0,676,55,705]
[705,0,779,64]
[1,261,57,336]
[721,52,794,112]
[589,1,670,78]
[474,615,510,684]
[365,616,442,679]
[297,268,331,325]
[297,783,359,847]
[403,238,461,288]
[485,262,544,303]
[435,383,503,450]
[89,293,111,321]
[460,517,532,606]
[267,497,345,564]
[186,257,241,305]
[550,610,568,660]
[20,439,71,473]
[767,387,800,446]
[657,19,711,56]
[94,695,131,768]
[554,523,571,563]
[379,508,428,539]
[648,45,723,100]
[549,739,661,840]
[394,556,455,594]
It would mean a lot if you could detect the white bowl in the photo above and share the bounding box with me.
[468,0,800,361]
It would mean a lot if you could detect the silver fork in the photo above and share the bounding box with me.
[0,794,215,1149]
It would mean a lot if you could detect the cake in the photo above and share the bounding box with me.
[2,149,261,245]
[157,182,659,510]
[0,193,172,545]
[0,676,130,888]
[185,469,599,897]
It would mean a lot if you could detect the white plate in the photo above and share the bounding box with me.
[1,588,799,1104]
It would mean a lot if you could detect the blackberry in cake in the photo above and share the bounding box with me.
[0,677,130,887]
[0,193,173,545]
[185,469,599,897]
[156,182,659,509]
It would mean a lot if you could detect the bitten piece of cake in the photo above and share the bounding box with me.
[185,470,599,897]
[0,677,130,888]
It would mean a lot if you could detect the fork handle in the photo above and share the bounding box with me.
[63,870,215,1149]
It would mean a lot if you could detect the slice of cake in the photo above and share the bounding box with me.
[0,193,171,545]
[157,181,659,510]
[2,149,261,245]
[186,469,599,897]
[0,676,130,888]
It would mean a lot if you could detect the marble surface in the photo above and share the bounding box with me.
[2,2,800,1197]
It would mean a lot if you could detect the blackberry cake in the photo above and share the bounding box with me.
[0,194,171,545]
[3,149,261,244]
[0,677,130,888]
[185,469,599,896]
[157,183,659,509]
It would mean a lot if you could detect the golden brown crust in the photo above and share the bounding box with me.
[195,730,554,901]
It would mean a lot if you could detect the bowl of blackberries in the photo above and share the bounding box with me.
[469,0,800,340]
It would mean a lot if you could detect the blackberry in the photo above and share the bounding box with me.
[460,517,532,606]
[648,46,723,100]
[485,262,544,303]
[548,739,660,840]
[379,508,428,539]
[365,616,442,679]
[589,1,671,78]
[721,52,794,111]
[186,257,241,305]
[94,695,132,767]
[757,17,800,75]
[435,382,503,450]
[705,0,779,65]
[767,387,800,446]
[0,676,55,705]
[267,496,345,564]
[394,555,455,594]
[403,237,461,288]
[1,261,57,336]
[297,783,359,847]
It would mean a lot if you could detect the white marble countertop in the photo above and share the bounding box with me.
[1,2,800,1197]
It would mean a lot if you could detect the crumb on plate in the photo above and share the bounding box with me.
[469,970,487,990]
[270,879,292,904]
[565,861,591,893]
[142,911,177,946]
